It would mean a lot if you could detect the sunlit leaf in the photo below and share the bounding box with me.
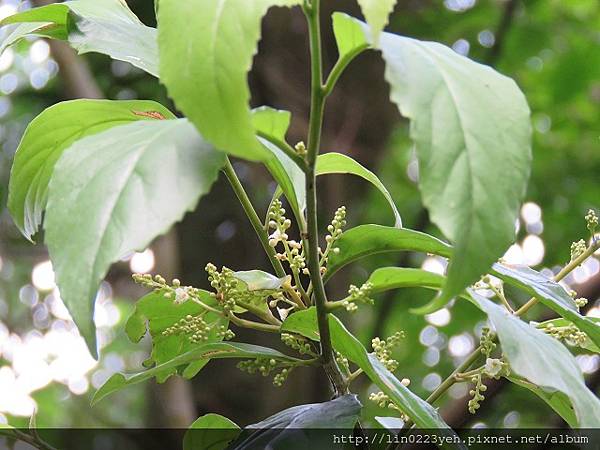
[233,270,287,291]
[8,99,174,240]
[356,0,396,43]
[158,0,302,161]
[45,119,225,357]
[0,0,158,76]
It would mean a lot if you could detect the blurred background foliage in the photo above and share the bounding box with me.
[0,0,598,440]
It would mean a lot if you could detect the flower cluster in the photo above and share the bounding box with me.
[479,327,496,358]
[294,141,307,157]
[205,263,239,312]
[369,392,402,412]
[467,373,487,414]
[319,206,347,271]
[281,333,316,356]
[342,282,374,312]
[571,239,587,261]
[586,209,598,235]
[236,357,292,387]
[163,313,211,343]
[335,351,350,374]
[267,199,306,273]
[372,331,405,372]
[133,273,204,305]
[543,323,588,347]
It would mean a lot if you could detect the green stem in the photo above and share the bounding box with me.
[323,44,369,97]
[303,0,348,396]
[223,158,287,279]
[228,312,280,333]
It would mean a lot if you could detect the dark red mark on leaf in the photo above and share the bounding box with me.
[132,110,167,120]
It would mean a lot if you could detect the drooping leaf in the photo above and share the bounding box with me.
[356,0,396,43]
[342,13,531,310]
[184,414,241,450]
[93,342,302,405]
[125,291,229,382]
[508,377,577,428]
[0,0,158,76]
[8,99,174,240]
[316,153,402,227]
[282,309,463,442]
[158,0,302,161]
[469,290,600,427]
[45,120,225,357]
[233,270,287,291]
[324,225,452,282]
[492,263,600,349]
[0,22,56,56]
[231,395,361,450]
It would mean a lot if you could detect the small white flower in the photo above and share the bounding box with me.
[485,358,503,377]
[175,287,190,304]
[268,229,283,247]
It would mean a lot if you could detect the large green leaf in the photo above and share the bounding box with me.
[324,224,452,282]
[158,0,302,161]
[184,414,241,450]
[508,377,577,428]
[378,21,532,309]
[356,0,396,43]
[335,13,531,310]
[8,99,174,240]
[492,263,600,349]
[232,395,361,450]
[282,309,463,442]
[126,291,229,382]
[469,291,600,427]
[45,120,225,357]
[93,342,301,405]
[316,153,402,227]
[0,0,158,76]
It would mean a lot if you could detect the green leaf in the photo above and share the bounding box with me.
[158,0,302,161]
[469,290,600,427]
[233,395,361,449]
[282,309,462,441]
[324,224,452,282]
[367,267,445,294]
[352,15,532,310]
[233,270,287,291]
[8,99,174,240]
[507,376,578,428]
[251,107,291,142]
[45,119,225,357]
[0,22,57,56]
[93,342,301,405]
[492,263,600,349]
[184,414,241,450]
[1,0,158,76]
[356,0,396,43]
[332,12,369,61]
[316,152,402,227]
[126,291,229,382]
